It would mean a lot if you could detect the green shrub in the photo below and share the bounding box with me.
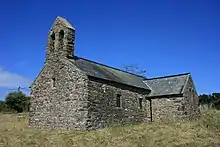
[0,100,7,112]
[5,91,30,113]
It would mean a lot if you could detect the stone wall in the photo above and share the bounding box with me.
[29,17,200,131]
[149,97,185,121]
[45,17,75,64]
[148,76,200,122]
[87,77,150,130]
[29,59,89,130]
[29,18,89,130]
[182,76,200,118]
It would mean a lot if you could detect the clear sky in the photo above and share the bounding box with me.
[0,0,219,99]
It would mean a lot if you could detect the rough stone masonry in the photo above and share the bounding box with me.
[29,16,200,130]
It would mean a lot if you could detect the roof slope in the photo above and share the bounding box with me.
[51,16,75,30]
[72,56,150,90]
[144,73,190,97]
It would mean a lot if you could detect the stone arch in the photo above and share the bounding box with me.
[59,30,64,39]
[59,30,64,51]
[50,32,55,52]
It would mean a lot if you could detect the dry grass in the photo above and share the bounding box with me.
[0,110,220,147]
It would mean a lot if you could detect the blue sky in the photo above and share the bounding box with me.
[0,0,219,99]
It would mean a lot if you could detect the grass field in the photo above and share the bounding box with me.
[0,110,220,147]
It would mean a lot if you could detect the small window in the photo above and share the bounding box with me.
[139,98,143,109]
[178,105,185,111]
[116,94,121,107]
[59,30,64,40]
[52,78,56,87]
[51,32,55,52]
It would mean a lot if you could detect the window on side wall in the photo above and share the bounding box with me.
[116,94,121,107]
[139,98,143,109]
[52,78,56,88]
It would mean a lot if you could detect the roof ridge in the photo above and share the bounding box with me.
[74,56,146,79]
[146,72,190,80]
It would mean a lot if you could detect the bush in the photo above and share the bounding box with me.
[199,93,220,109]
[0,101,7,112]
[5,91,30,113]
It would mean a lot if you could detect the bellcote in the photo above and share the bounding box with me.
[45,16,75,63]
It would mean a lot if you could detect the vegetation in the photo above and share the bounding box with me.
[0,101,7,112]
[0,110,219,147]
[0,91,29,113]
[199,93,220,109]
[0,87,219,146]
[1,89,218,113]
[123,64,147,77]
[123,64,220,109]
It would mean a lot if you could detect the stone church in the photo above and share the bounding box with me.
[29,17,199,130]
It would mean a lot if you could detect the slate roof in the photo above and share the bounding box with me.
[144,73,190,97]
[72,56,150,90]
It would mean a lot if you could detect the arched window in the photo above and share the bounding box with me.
[51,32,55,52]
[59,30,64,50]
[59,30,64,40]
